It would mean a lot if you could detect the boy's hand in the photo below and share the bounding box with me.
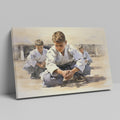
[64,70,74,80]
[61,70,70,79]
[55,69,77,80]
[42,61,46,66]
[85,60,88,63]
[41,62,45,68]
[40,64,45,68]
[55,69,70,78]
[36,62,45,68]
[65,67,80,80]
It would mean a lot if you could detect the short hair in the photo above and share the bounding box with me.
[35,39,44,46]
[78,44,84,49]
[52,31,66,43]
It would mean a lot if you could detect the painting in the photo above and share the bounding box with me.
[11,27,112,99]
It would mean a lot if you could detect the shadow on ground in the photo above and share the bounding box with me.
[91,66,102,69]
[61,75,106,88]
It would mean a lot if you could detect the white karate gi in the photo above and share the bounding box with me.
[41,44,85,87]
[23,48,48,77]
[80,50,92,76]
[82,51,92,65]
[24,48,48,68]
[46,44,85,75]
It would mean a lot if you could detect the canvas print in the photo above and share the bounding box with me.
[11,27,112,99]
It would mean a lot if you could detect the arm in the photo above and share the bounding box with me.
[63,45,85,79]
[46,50,59,75]
[64,67,79,80]
[54,69,70,79]
[36,49,48,68]
[27,51,37,67]
[36,62,45,68]
[46,49,70,78]
[68,45,85,72]
[71,67,80,74]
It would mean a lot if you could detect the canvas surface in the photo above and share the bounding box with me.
[11,27,112,99]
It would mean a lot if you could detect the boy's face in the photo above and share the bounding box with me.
[79,48,84,53]
[54,41,67,53]
[36,45,43,53]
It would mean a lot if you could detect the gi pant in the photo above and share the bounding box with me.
[41,61,91,87]
[24,65,46,78]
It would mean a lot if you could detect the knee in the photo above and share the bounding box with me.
[42,73,63,87]
[42,73,52,86]
[23,66,33,74]
[43,73,51,81]
[87,65,91,72]
[38,68,46,73]
[83,65,91,75]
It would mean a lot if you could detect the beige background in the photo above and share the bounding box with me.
[12,28,112,99]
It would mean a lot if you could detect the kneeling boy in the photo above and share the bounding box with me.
[79,45,92,75]
[23,39,48,79]
[41,31,86,87]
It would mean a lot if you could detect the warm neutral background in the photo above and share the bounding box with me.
[0,0,120,120]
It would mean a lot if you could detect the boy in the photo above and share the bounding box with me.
[23,39,48,79]
[79,45,92,75]
[41,31,86,87]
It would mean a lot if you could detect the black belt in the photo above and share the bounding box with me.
[57,61,76,70]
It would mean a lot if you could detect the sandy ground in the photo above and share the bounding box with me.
[14,56,112,99]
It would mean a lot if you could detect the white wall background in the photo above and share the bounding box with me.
[0,0,120,95]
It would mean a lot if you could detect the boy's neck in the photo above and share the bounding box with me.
[39,51,43,55]
[36,49,43,55]
[61,49,65,56]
